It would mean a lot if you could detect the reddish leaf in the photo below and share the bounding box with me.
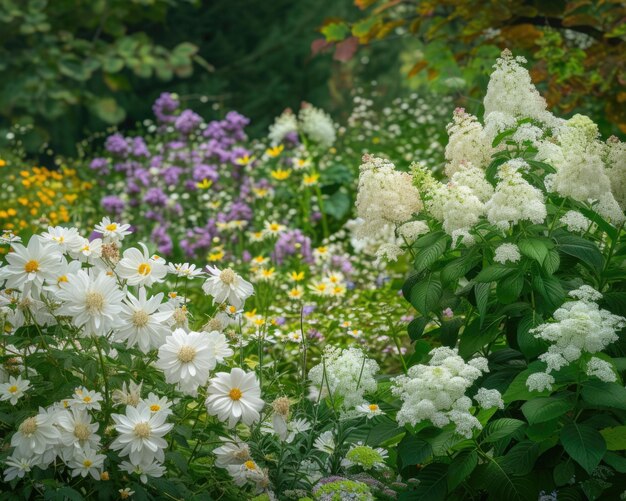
[334,37,359,62]
[311,38,333,56]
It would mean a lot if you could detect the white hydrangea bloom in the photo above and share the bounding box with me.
[444,108,493,175]
[346,219,402,256]
[298,104,336,148]
[527,286,625,391]
[375,243,403,263]
[397,220,429,242]
[450,162,494,203]
[560,211,591,233]
[512,123,544,145]
[268,109,298,145]
[355,155,422,238]
[585,357,616,383]
[484,163,546,229]
[493,243,521,264]
[391,347,489,438]
[526,372,555,392]
[474,388,504,409]
[308,347,379,411]
[483,49,558,133]
[542,115,624,224]
[442,184,484,235]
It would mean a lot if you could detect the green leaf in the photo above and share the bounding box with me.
[413,230,446,249]
[441,251,480,284]
[409,275,442,315]
[411,463,448,501]
[497,272,524,304]
[482,418,526,443]
[323,191,351,220]
[554,460,575,486]
[517,314,546,359]
[555,234,603,272]
[492,128,516,147]
[90,97,126,124]
[532,275,566,311]
[581,380,626,411]
[600,426,626,450]
[503,365,551,403]
[448,450,478,491]
[479,461,538,501]
[521,397,573,424]
[474,282,490,323]
[397,434,433,469]
[560,422,606,474]
[414,234,449,274]
[321,22,350,42]
[475,264,516,283]
[543,249,561,275]
[458,319,497,358]
[407,317,429,342]
[518,237,553,264]
[499,441,540,475]
[604,451,626,473]
[601,292,626,317]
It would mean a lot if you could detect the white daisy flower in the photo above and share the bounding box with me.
[71,237,103,261]
[0,236,62,291]
[119,459,165,484]
[3,456,33,482]
[202,266,254,308]
[70,447,106,480]
[141,393,173,417]
[57,270,124,335]
[11,411,61,458]
[43,258,81,294]
[226,459,266,487]
[0,375,30,405]
[167,262,204,278]
[155,329,218,395]
[40,226,83,254]
[116,243,167,287]
[356,403,384,419]
[204,330,234,363]
[56,408,101,451]
[112,380,143,407]
[313,430,335,454]
[93,217,132,243]
[212,436,251,467]
[116,289,172,353]
[111,404,173,466]
[205,368,264,428]
[71,387,104,411]
[0,231,21,245]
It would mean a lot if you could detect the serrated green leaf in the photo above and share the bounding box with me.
[560,422,606,474]
[482,418,526,443]
[448,450,478,491]
[518,237,553,264]
[497,272,524,304]
[600,426,626,450]
[409,274,442,315]
[555,233,603,272]
[475,264,516,283]
[521,396,573,424]
[581,380,626,411]
[414,234,449,274]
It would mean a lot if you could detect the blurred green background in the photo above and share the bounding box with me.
[1,0,624,159]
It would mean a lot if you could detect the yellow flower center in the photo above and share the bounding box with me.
[83,396,92,403]
[105,223,117,231]
[368,404,379,412]
[19,416,38,435]
[85,291,105,313]
[150,404,161,412]
[8,385,18,393]
[24,260,39,273]
[82,459,93,467]
[219,268,236,285]
[244,460,256,470]
[134,422,151,438]
[57,275,68,284]
[137,263,151,276]
[229,388,242,401]
[74,423,91,440]
[131,310,150,327]
[177,345,196,363]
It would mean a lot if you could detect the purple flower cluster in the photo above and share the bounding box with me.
[273,229,313,264]
[94,94,253,257]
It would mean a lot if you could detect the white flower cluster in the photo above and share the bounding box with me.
[391,347,500,438]
[355,154,422,239]
[560,210,591,233]
[606,136,626,209]
[540,114,625,224]
[5,387,173,483]
[268,103,337,148]
[493,243,521,264]
[484,162,547,229]
[308,346,379,411]
[445,108,493,176]
[483,49,559,139]
[527,286,626,392]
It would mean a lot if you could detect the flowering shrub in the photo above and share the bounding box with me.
[355,50,626,499]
